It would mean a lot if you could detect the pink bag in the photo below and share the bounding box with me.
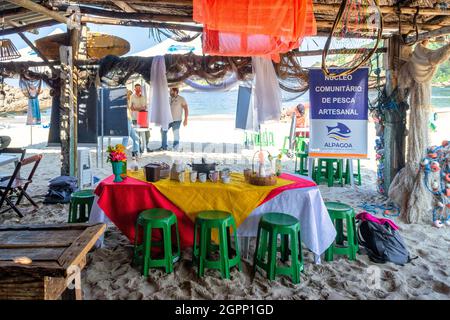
[356,211,399,230]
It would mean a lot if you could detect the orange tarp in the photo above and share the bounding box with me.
[194,0,317,61]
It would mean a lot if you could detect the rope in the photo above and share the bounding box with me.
[359,202,400,218]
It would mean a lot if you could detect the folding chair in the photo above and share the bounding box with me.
[0,154,42,217]
[0,148,26,181]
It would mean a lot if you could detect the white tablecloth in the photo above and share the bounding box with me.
[90,175,336,263]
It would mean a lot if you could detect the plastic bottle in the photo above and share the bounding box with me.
[275,158,282,176]
[130,157,139,171]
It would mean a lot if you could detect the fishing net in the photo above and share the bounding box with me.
[98,52,310,99]
[0,63,59,91]
[98,54,253,87]
[322,0,383,77]
[388,42,450,224]
[149,28,201,43]
[276,52,309,94]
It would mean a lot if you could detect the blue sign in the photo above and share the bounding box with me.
[309,68,368,158]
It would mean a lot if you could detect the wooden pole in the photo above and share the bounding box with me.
[382,35,411,194]
[59,44,72,176]
[69,27,81,178]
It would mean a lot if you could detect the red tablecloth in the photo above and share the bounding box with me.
[94,173,315,249]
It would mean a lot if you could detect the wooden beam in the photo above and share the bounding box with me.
[54,4,193,23]
[5,0,68,24]
[77,0,192,5]
[5,19,57,74]
[405,26,450,44]
[111,0,137,12]
[0,20,60,36]
[313,3,450,16]
[0,60,99,69]
[0,6,30,19]
[292,47,387,57]
[80,15,202,32]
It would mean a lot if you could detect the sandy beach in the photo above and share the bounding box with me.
[0,113,449,300]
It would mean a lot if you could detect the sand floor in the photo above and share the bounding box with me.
[0,115,449,300]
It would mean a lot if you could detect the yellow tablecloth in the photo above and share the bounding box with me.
[127,170,293,227]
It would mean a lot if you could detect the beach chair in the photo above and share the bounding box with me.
[0,147,26,162]
[0,154,42,217]
[0,148,26,181]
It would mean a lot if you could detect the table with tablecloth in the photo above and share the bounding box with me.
[89,171,336,262]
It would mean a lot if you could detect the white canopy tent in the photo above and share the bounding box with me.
[131,37,203,57]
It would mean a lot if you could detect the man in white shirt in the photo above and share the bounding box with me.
[130,84,151,153]
[159,87,189,151]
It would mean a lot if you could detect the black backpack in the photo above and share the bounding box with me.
[357,219,414,265]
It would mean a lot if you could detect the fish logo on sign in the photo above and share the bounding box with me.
[326,122,351,141]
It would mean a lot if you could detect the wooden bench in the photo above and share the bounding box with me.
[0,223,106,300]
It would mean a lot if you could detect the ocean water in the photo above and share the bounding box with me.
[182,86,450,116]
[39,86,450,117]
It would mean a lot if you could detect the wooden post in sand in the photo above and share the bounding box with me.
[59,43,72,176]
[382,35,411,193]
[59,24,86,176]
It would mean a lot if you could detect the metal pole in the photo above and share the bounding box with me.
[349,159,355,187]
[101,87,104,168]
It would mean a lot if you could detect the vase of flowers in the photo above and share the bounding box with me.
[107,144,127,183]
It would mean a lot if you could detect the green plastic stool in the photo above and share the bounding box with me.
[68,189,95,223]
[192,211,241,279]
[253,212,304,284]
[324,202,358,261]
[314,159,344,187]
[344,159,361,186]
[133,209,180,277]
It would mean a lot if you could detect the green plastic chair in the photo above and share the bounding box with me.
[314,159,344,187]
[68,189,95,223]
[192,211,241,279]
[294,137,309,175]
[344,159,362,186]
[253,212,304,284]
[133,209,180,277]
[324,202,358,261]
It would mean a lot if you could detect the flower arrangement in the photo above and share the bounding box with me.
[107,144,127,163]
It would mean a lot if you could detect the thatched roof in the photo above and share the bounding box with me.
[0,0,449,39]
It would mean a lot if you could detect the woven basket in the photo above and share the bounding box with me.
[248,174,277,186]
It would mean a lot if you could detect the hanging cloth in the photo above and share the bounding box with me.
[193,0,316,40]
[194,0,316,61]
[149,56,173,130]
[251,57,282,126]
[20,76,42,125]
[202,29,300,62]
